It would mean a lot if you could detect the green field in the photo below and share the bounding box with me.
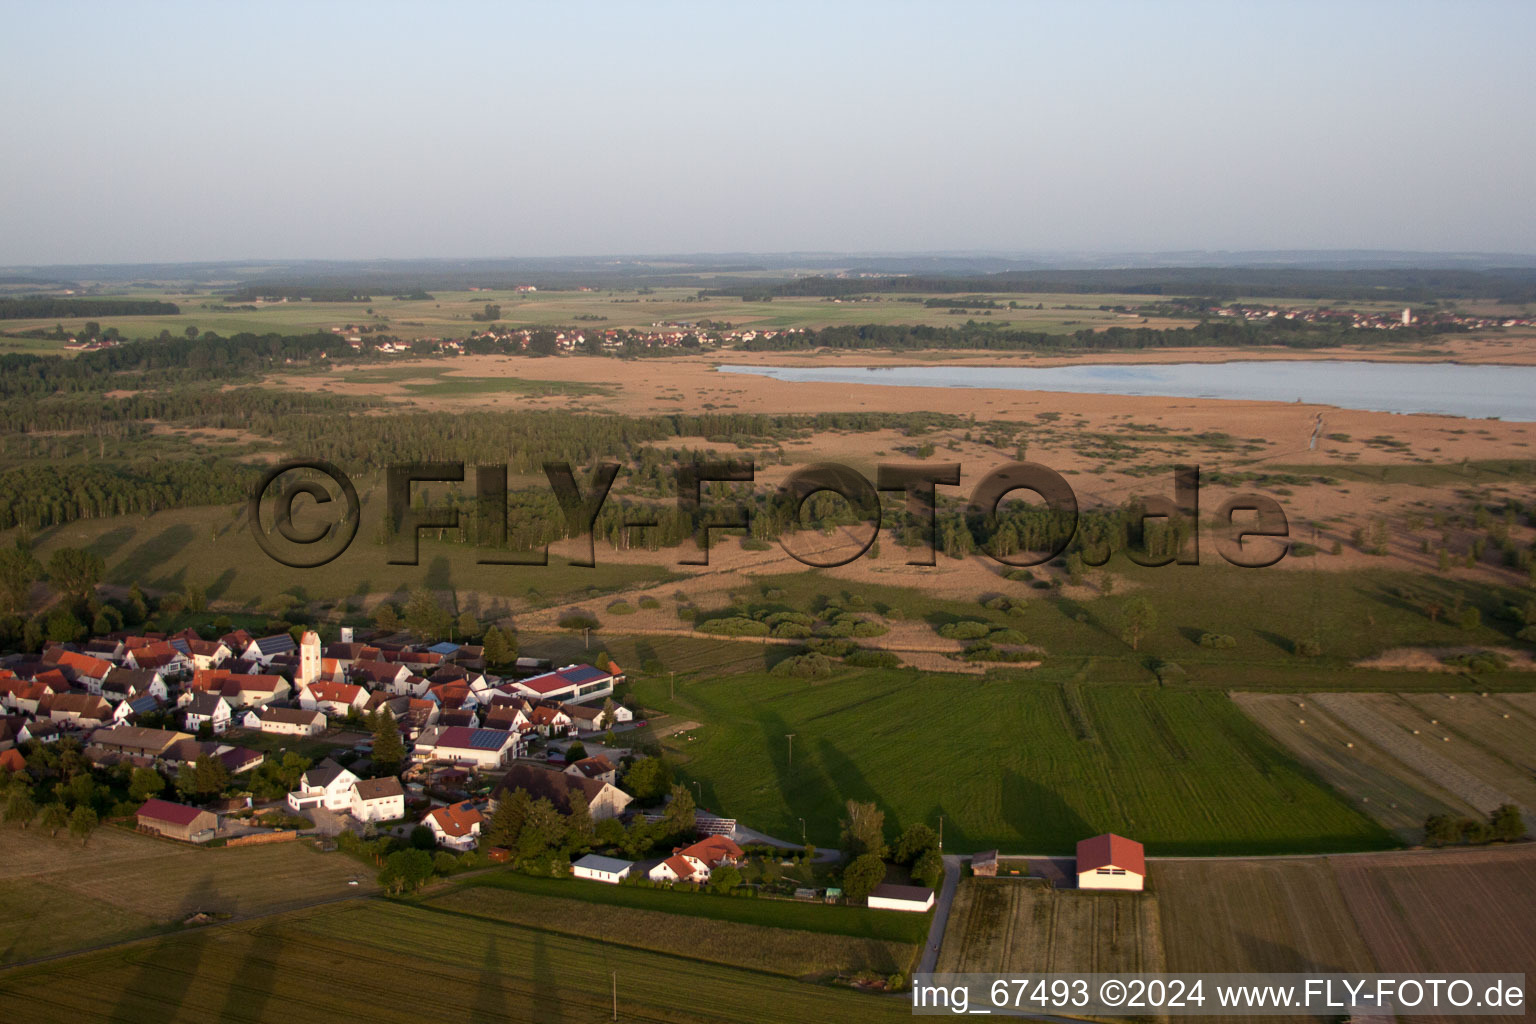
[0,899,913,1024]
[631,667,1397,856]
[461,871,929,944]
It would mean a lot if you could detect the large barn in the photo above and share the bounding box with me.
[1075,833,1146,891]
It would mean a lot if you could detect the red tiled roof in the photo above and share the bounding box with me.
[304,681,363,704]
[427,800,483,837]
[1076,833,1145,875]
[662,855,697,880]
[56,650,113,679]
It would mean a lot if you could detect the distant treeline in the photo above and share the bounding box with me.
[736,317,1464,353]
[0,296,180,319]
[704,267,1536,304]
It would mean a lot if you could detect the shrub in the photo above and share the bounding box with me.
[638,596,660,609]
[607,601,635,615]
[696,616,770,637]
[1294,637,1323,657]
[770,621,812,639]
[1442,650,1510,673]
[1199,633,1237,649]
[806,638,856,657]
[558,610,601,631]
[770,652,834,678]
[938,620,991,640]
[987,627,1027,644]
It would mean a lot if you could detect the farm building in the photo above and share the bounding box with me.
[1076,833,1145,891]
[414,725,522,768]
[868,883,935,912]
[972,850,998,877]
[91,725,192,758]
[243,706,326,736]
[136,798,217,843]
[507,664,616,705]
[572,854,633,884]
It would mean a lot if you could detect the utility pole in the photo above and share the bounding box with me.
[584,626,590,650]
[938,815,944,850]
[669,670,675,701]
[799,817,806,843]
[785,732,795,771]
[611,971,617,1021]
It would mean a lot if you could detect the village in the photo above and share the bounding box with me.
[0,621,1148,930]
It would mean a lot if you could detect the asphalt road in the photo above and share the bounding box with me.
[916,853,963,976]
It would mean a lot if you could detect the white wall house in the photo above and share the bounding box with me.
[243,707,327,736]
[287,759,360,813]
[349,777,405,823]
[572,854,632,884]
[868,883,935,912]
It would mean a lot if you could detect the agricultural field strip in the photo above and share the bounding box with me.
[1355,693,1536,813]
[0,899,915,1024]
[1309,693,1517,812]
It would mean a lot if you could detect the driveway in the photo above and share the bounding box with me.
[917,853,963,976]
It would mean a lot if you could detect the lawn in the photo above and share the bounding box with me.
[461,870,930,944]
[0,899,915,1024]
[629,668,1399,855]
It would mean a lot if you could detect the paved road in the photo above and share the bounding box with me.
[917,853,964,976]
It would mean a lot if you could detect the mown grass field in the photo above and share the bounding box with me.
[463,870,929,944]
[0,826,373,965]
[629,668,1397,855]
[0,899,914,1024]
[426,884,919,979]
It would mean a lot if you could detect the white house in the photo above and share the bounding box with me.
[413,725,521,769]
[349,776,406,823]
[1076,833,1145,891]
[182,693,232,735]
[424,800,484,851]
[572,854,632,884]
[287,759,360,812]
[243,706,326,736]
[868,883,935,912]
[298,680,369,717]
[649,853,711,884]
[508,664,616,706]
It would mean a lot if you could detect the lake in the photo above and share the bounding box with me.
[716,360,1536,421]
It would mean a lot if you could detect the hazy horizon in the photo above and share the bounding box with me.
[5,0,1533,265]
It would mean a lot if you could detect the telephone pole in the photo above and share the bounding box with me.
[669,670,675,701]
[785,732,795,770]
[611,971,617,1021]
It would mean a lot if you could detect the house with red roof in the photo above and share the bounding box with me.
[136,798,218,843]
[46,649,114,693]
[298,680,368,717]
[1076,833,1145,891]
[424,799,485,850]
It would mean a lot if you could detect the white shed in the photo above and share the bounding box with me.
[572,853,633,884]
[867,882,935,912]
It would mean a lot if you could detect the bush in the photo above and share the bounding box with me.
[1294,637,1323,657]
[770,621,812,639]
[558,610,601,631]
[607,601,635,615]
[987,627,1027,644]
[938,620,991,640]
[1443,650,1510,673]
[806,638,856,657]
[638,596,660,609]
[1199,633,1237,649]
[696,616,770,637]
[770,652,834,678]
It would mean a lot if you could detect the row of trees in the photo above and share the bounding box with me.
[838,799,944,899]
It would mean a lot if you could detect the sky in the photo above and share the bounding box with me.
[3,0,1534,265]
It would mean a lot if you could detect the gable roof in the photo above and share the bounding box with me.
[252,634,297,656]
[567,754,616,779]
[352,776,405,801]
[303,680,363,704]
[54,649,114,679]
[661,854,697,879]
[427,800,484,837]
[1076,833,1145,875]
[495,763,612,814]
[136,798,209,826]
[870,882,933,903]
[0,748,25,773]
[253,706,325,727]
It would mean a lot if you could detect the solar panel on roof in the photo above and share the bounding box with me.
[468,729,508,749]
[559,666,608,684]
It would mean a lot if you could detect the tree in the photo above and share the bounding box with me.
[482,625,515,666]
[182,754,230,800]
[662,783,696,841]
[403,588,452,640]
[1120,596,1156,651]
[564,740,588,763]
[39,802,69,836]
[710,865,743,893]
[455,610,479,641]
[893,823,939,865]
[409,825,437,850]
[45,607,85,644]
[371,708,406,776]
[517,797,567,858]
[371,603,401,633]
[0,546,41,615]
[622,756,673,802]
[68,805,97,844]
[842,852,888,901]
[46,547,105,602]
[1490,803,1526,842]
[484,789,531,850]
[379,848,434,894]
[911,847,944,888]
[565,790,595,852]
[4,790,36,827]
[840,799,887,861]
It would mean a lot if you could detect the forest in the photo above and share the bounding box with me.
[0,297,180,319]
